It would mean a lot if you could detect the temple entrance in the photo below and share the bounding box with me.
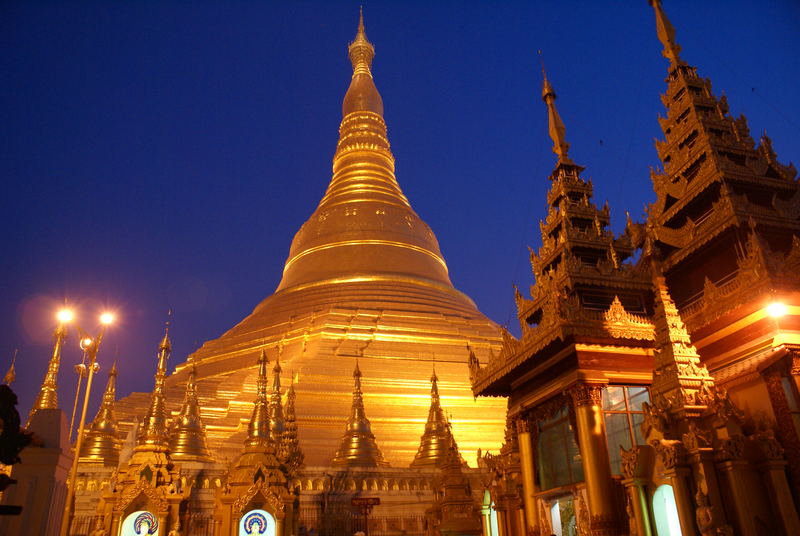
[652,484,682,535]
[120,511,159,535]
[549,497,576,536]
[238,509,276,536]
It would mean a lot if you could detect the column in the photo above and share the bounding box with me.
[480,505,492,536]
[515,417,540,535]
[569,383,618,534]
[759,457,800,535]
[623,479,652,536]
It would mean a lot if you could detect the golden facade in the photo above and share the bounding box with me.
[472,2,800,536]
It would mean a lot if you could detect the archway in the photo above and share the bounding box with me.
[120,511,159,536]
[652,484,682,535]
[238,509,276,536]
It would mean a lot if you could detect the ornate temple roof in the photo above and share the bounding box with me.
[79,363,122,466]
[411,368,459,468]
[168,360,212,462]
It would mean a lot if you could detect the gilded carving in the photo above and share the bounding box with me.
[113,479,169,514]
[650,439,680,470]
[569,383,603,407]
[620,445,641,480]
[231,480,286,516]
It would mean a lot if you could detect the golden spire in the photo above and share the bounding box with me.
[29,321,68,421]
[539,52,573,165]
[279,374,304,471]
[169,359,212,462]
[267,352,285,443]
[331,361,389,467]
[245,349,272,450]
[135,326,171,453]
[411,364,458,467]
[2,350,17,386]
[649,0,683,66]
[79,363,122,465]
[276,9,455,293]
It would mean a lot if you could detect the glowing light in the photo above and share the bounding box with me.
[80,337,94,350]
[100,312,115,325]
[767,302,787,318]
[57,309,74,323]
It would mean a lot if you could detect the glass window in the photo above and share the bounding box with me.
[602,386,650,475]
[536,406,584,490]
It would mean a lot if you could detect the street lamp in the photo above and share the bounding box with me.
[68,336,98,442]
[59,311,114,536]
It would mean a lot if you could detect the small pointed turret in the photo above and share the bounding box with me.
[268,353,285,443]
[2,350,17,386]
[135,327,171,453]
[279,375,304,472]
[169,359,212,462]
[649,0,683,66]
[29,322,68,421]
[411,365,458,467]
[540,56,573,165]
[245,349,272,450]
[331,361,389,467]
[79,363,122,465]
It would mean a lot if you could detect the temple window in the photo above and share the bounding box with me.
[536,406,584,489]
[549,497,577,536]
[602,386,650,475]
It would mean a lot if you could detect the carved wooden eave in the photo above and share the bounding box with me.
[472,298,655,396]
[680,233,800,331]
[230,480,287,517]
[112,479,170,514]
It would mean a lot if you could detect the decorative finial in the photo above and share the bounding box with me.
[79,361,122,465]
[538,51,572,165]
[649,0,683,65]
[349,7,375,77]
[160,310,172,352]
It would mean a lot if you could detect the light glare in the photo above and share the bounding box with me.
[80,337,94,350]
[767,302,788,318]
[100,312,115,325]
[57,309,74,323]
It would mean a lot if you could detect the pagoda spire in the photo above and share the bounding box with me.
[539,53,573,165]
[135,326,171,453]
[29,320,69,421]
[169,359,212,462]
[331,360,389,467]
[279,374,304,472]
[649,0,683,66]
[268,352,285,443]
[2,350,17,386]
[411,364,459,467]
[79,363,122,466]
[245,349,272,450]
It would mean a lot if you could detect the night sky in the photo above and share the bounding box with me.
[3,1,799,419]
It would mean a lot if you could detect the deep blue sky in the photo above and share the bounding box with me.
[3,1,798,418]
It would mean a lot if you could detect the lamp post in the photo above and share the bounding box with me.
[59,312,114,536]
[68,336,95,442]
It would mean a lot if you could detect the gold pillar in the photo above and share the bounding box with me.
[569,383,618,532]
[623,478,652,536]
[276,516,284,535]
[481,505,492,536]
[515,417,539,535]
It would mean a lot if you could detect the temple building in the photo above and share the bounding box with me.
[471,1,800,536]
[2,2,799,536]
[12,11,505,536]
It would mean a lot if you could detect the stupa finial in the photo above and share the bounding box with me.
[411,362,457,467]
[135,329,172,453]
[649,0,683,66]
[245,349,272,449]
[79,362,122,465]
[538,51,572,165]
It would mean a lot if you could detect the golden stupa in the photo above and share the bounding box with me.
[114,12,506,468]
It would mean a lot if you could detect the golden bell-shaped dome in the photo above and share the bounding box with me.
[410,369,457,467]
[169,361,212,462]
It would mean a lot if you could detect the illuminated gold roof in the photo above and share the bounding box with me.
[79,364,121,466]
[28,323,66,422]
[331,362,389,468]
